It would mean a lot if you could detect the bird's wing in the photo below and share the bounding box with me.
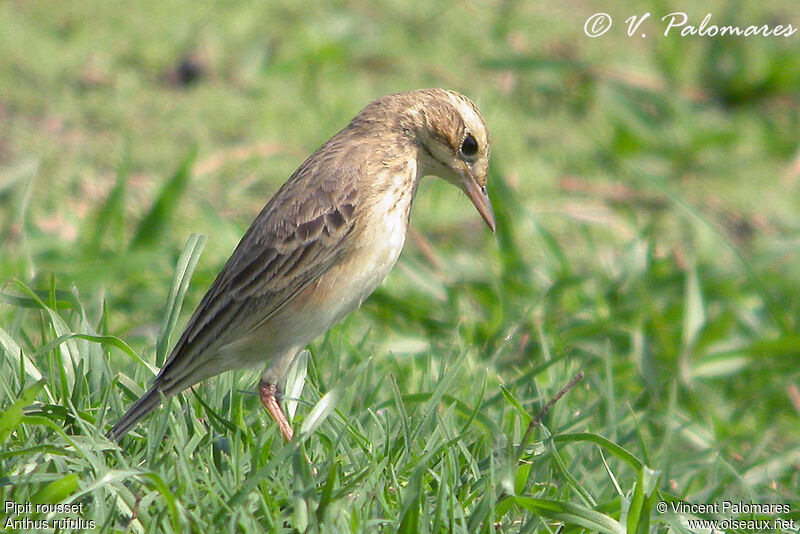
[155,156,359,390]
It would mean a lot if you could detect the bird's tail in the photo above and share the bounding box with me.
[107,387,166,441]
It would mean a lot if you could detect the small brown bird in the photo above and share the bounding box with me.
[110,89,494,441]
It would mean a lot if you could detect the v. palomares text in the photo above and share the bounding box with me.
[584,12,797,38]
[666,501,790,515]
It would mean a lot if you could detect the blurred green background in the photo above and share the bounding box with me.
[1,1,798,531]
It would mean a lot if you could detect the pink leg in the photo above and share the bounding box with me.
[259,381,294,441]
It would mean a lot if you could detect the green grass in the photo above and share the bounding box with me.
[2,1,800,532]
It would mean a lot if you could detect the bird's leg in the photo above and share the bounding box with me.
[259,380,294,441]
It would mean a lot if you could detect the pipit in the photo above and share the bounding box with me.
[110,88,494,442]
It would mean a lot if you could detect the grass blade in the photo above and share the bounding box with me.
[155,233,206,366]
[131,146,197,249]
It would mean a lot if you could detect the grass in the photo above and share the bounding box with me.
[2,1,800,532]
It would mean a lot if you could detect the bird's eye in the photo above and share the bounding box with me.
[460,133,478,157]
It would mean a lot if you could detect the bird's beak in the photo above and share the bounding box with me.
[461,167,496,232]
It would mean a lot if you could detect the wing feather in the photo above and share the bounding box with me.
[154,156,359,391]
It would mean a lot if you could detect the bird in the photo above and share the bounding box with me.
[109,88,495,442]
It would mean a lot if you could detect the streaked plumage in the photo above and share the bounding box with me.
[110,89,494,441]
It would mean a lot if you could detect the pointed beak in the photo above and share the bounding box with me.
[461,168,496,232]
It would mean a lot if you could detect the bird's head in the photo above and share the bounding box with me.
[410,89,495,232]
[354,89,495,232]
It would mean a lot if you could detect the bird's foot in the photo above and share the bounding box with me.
[259,381,294,441]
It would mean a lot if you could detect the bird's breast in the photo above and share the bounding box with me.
[310,161,417,322]
[221,162,417,367]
